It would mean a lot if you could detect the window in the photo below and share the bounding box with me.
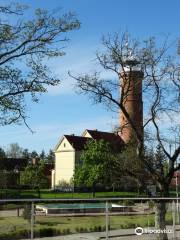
[64,143,66,148]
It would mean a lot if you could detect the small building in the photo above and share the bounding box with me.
[52,129,123,189]
[170,171,180,188]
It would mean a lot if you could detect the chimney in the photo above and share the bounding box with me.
[32,157,39,165]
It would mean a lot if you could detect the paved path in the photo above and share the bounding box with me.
[25,227,180,240]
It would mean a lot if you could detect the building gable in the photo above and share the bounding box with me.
[54,136,74,152]
[82,129,93,138]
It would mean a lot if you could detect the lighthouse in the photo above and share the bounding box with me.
[119,53,144,144]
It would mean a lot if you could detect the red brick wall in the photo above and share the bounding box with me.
[119,70,144,143]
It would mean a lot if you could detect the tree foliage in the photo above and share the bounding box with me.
[20,160,48,189]
[74,139,119,190]
[0,3,80,128]
[0,147,6,159]
[47,149,55,163]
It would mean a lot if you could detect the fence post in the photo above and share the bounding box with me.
[31,202,34,239]
[172,200,176,240]
[105,201,109,240]
[176,170,179,223]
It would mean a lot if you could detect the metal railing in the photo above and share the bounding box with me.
[0,197,180,240]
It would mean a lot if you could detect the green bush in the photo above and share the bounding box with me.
[148,200,155,209]
[39,228,54,237]
[102,226,106,231]
[0,229,29,240]
[83,227,88,232]
[75,227,80,232]
[97,226,102,231]
[23,204,31,221]
[56,229,62,235]
[62,228,70,234]
[93,226,98,232]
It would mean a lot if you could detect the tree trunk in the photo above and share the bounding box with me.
[137,139,169,240]
[92,183,96,198]
[154,201,168,240]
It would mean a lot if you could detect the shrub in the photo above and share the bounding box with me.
[75,227,80,232]
[39,228,54,237]
[93,226,98,232]
[62,228,70,235]
[148,200,155,209]
[98,226,102,232]
[23,204,31,221]
[102,226,106,231]
[83,228,88,232]
[0,229,28,240]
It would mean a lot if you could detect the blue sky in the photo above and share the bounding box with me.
[0,0,180,153]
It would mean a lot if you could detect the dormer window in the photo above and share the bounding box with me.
[64,143,66,148]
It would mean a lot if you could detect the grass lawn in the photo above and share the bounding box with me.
[0,213,173,239]
[0,189,141,199]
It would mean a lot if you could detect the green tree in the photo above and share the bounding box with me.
[20,161,48,197]
[30,150,39,159]
[47,149,55,163]
[116,138,148,193]
[0,3,80,128]
[74,139,119,197]
[22,148,30,160]
[40,150,46,161]
[0,147,6,159]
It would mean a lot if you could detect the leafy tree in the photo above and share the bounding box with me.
[0,3,80,128]
[0,147,6,159]
[47,149,55,163]
[39,150,46,161]
[116,138,148,193]
[71,32,180,239]
[0,148,6,184]
[30,150,39,159]
[22,148,30,160]
[154,145,168,179]
[74,139,119,197]
[20,160,48,196]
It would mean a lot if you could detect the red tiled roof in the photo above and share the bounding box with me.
[64,130,124,151]
[65,135,91,151]
[85,129,124,151]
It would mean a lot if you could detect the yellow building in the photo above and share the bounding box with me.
[52,129,123,189]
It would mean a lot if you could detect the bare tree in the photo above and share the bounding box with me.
[6,142,23,158]
[70,32,180,240]
[0,3,80,129]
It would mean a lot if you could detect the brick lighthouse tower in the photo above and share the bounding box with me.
[119,53,144,144]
